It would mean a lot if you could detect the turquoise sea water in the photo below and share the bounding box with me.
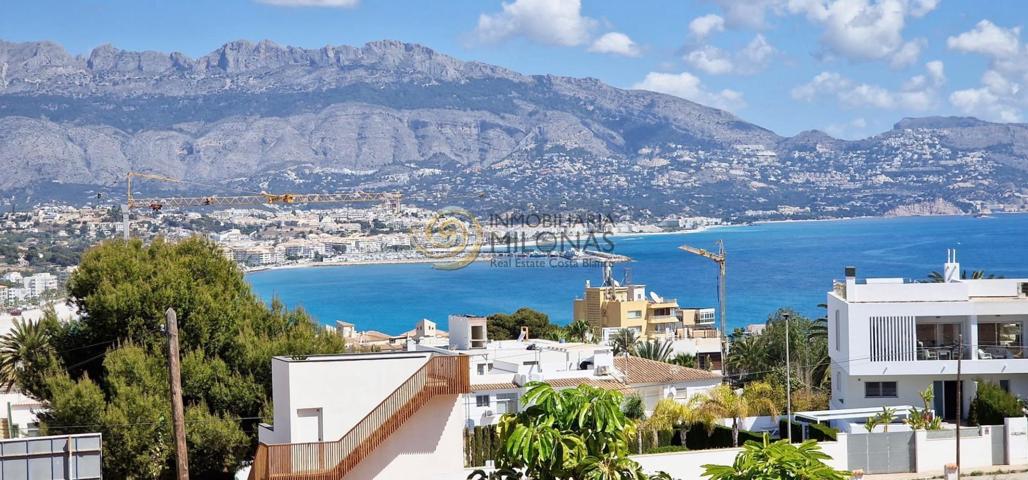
[247,214,1028,335]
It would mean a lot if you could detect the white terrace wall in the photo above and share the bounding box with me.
[913,427,994,473]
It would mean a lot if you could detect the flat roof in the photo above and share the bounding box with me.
[794,406,915,422]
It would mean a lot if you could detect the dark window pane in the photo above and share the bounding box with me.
[882,382,897,397]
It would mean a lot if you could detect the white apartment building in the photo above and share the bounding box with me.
[828,250,1028,421]
[435,314,720,426]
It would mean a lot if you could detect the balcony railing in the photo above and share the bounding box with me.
[250,354,470,480]
[914,345,1028,361]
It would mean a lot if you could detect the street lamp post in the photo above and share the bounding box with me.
[784,312,793,443]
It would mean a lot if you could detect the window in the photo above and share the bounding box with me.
[834,311,840,351]
[496,393,518,414]
[476,363,493,375]
[476,395,490,407]
[865,381,898,398]
[627,310,642,319]
[1001,380,1011,393]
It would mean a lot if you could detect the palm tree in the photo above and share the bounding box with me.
[691,384,750,447]
[668,352,697,368]
[927,270,1003,282]
[610,329,639,356]
[0,318,54,391]
[564,319,591,342]
[741,381,780,420]
[634,339,673,362]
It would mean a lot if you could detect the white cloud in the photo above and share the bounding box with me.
[711,0,784,30]
[632,71,746,111]
[689,14,725,40]
[786,0,937,67]
[588,32,641,57]
[255,0,358,7]
[947,20,1022,58]
[685,46,734,75]
[792,61,944,110]
[684,34,777,75]
[473,0,596,46]
[946,20,1028,122]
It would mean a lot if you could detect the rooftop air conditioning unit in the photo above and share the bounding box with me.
[595,365,610,375]
[484,410,494,417]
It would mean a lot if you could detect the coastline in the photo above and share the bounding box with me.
[245,213,1022,274]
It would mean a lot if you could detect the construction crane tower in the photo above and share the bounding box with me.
[678,240,728,376]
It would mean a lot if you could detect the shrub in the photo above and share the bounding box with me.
[684,424,761,450]
[808,423,838,441]
[969,380,1024,426]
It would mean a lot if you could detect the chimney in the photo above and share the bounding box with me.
[845,266,857,301]
[944,249,960,283]
[517,326,529,342]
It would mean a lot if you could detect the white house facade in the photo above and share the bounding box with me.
[828,250,1028,420]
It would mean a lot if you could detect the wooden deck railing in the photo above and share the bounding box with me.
[251,354,469,480]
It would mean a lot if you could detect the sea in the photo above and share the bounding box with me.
[247,214,1028,335]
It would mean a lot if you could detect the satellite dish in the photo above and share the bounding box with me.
[649,291,663,303]
[612,280,620,287]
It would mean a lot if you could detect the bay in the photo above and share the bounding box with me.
[247,214,1028,335]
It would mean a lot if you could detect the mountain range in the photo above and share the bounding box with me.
[2,38,1027,219]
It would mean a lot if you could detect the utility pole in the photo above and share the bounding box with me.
[784,312,793,443]
[166,308,189,480]
[956,333,962,479]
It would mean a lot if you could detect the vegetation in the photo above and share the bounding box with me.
[610,329,639,356]
[9,237,347,478]
[667,352,697,368]
[863,407,897,433]
[635,339,673,362]
[486,310,595,343]
[621,394,646,421]
[905,387,942,430]
[702,434,848,480]
[690,384,754,447]
[969,380,1025,426]
[724,309,830,412]
[926,270,1004,282]
[469,382,669,480]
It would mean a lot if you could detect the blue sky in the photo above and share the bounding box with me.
[2,0,1025,139]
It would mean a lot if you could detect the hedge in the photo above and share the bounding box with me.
[463,425,501,467]
[969,380,1024,426]
[645,445,689,454]
[778,420,838,442]
[683,424,762,449]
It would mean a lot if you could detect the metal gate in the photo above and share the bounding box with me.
[847,431,915,474]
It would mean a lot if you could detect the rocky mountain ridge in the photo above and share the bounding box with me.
[1,39,1026,219]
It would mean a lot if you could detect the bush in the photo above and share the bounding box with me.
[463,425,501,467]
[684,424,762,450]
[808,423,838,441]
[969,380,1024,426]
[777,420,837,442]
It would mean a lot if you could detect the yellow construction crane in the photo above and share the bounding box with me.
[122,172,402,239]
[678,240,728,375]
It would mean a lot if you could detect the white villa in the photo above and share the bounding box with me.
[828,249,1028,421]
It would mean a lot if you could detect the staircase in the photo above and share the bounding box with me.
[250,354,470,480]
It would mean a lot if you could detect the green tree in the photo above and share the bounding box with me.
[668,353,697,368]
[702,434,848,480]
[926,270,1003,282]
[25,237,346,479]
[470,382,666,480]
[690,384,750,447]
[487,308,559,340]
[634,339,673,362]
[0,313,61,397]
[610,329,639,356]
[565,319,592,342]
[969,380,1024,426]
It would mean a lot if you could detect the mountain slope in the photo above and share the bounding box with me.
[1,39,1026,218]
